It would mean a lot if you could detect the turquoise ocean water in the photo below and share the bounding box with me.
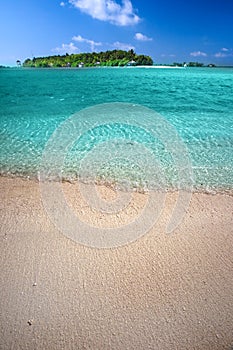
[0,67,232,193]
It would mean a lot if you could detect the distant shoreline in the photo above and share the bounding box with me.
[1,65,233,69]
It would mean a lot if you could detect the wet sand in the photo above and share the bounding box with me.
[0,176,233,349]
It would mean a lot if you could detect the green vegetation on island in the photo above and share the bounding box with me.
[23,49,153,68]
[153,62,216,68]
[171,62,216,67]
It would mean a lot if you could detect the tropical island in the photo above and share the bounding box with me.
[23,49,153,68]
[0,50,219,68]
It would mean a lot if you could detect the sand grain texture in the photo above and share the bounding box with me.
[0,177,233,350]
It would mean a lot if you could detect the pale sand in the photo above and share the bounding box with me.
[127,65,184,69]
[0,176,233,350]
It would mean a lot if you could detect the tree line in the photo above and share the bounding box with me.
[170,62,216,67]
[23,49,153,68]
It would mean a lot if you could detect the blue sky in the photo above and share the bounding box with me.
[0,0,233,66]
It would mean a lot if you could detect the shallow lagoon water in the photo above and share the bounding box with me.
[0,67,232,193]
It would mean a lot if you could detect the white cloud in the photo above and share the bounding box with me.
[60,1,65,6]
[69,0,140,26]
[134,33,152,41]
[52,42,79,54]
[161,54,175,57]
[72,35,102,51]
[190,51,207,57]
[112,41,135,51]
[214,52,227,58]
[214,48,233,58]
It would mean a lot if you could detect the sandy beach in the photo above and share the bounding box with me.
[0,176,232,349]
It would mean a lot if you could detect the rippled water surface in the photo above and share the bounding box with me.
[0,67,232,193]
